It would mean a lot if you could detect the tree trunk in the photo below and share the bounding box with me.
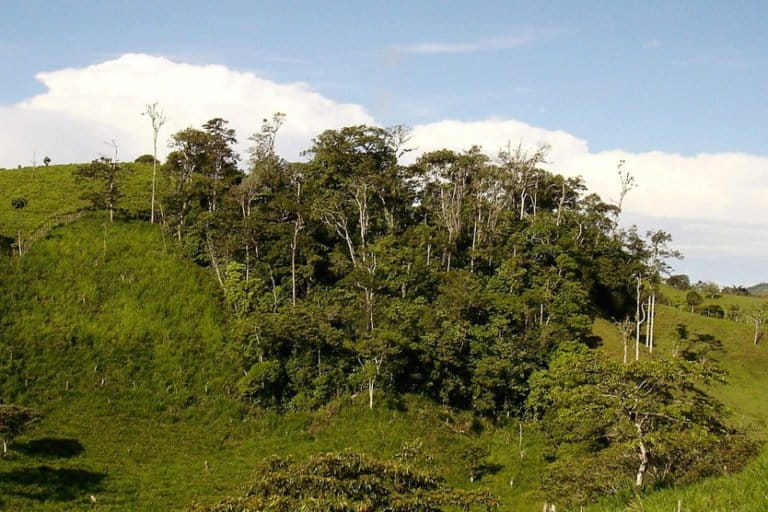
[649,293,656,352]
[368,379,375,410]
[635,427,649,487]
[151,136,157,224]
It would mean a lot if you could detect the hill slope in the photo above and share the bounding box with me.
[2,168,768,510]
[0,217,548,511]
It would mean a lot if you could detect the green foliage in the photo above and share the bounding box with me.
[75,157,127,221]
[528,343,755,507]
[665,274,690,290]
[134,154,158,164]
[0,216,234,405]
[187,451,499,512]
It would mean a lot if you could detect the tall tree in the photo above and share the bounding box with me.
[142,102,167,224]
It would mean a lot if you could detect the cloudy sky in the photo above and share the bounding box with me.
[1,1,767,285]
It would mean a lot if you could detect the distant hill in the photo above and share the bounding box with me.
[748,282,768,296]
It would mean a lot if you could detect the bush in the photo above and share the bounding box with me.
[11,197,27,209]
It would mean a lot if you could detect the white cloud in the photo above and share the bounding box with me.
[396,32,545,55]
[1,53,372,168]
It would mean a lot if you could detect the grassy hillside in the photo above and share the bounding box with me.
[0,163,169,253]
[0,216,547,511]
[2,168,767,510]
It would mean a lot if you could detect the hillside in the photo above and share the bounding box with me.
[748,282,768,297]
[0,163,168,254]
[0,215,546,510]
[2,149,768,511]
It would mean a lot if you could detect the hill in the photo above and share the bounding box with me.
[2,146,768,510]
[0,215,547,510]
[0,163,168,254]
[748,282,768,296]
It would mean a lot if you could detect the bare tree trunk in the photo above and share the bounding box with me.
[635,277,646,361]
[635,429,649,487]
[206,236,224,288]
[368,378,375,410]
[649,293,656,353]
[645,295,652,347]
[290,215,303,307]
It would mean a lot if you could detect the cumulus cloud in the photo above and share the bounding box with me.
[2,53,372,167]
[1,53,766,282]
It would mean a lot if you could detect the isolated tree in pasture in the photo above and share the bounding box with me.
[142,102,167,224]
[686,290,703,312]
[696,281,721,299]
[0,404,42,456]
[667,274,690,290]
[10,197,27,254]
[743,304,768,344]
[75,156,124,222]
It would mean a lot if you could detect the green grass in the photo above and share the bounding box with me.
[0,163,169,250]
[661,283,766,313]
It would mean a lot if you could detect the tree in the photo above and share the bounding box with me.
[0,404,42,456]
[686,290,703,312]
[696,281,721,299]
[143,102,167,224]
[10,197,28,255]
[666,274,690,290]
[186,451,498,512]
[743,304,767,344]
[134,154,158,164]
[75,156,124,222]
[528,343,754,507]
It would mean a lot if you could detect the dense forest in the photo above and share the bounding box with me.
[0,115,761,511]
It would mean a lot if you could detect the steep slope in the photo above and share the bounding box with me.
[0,215,233,404]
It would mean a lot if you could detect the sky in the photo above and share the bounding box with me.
[1,1,767,285]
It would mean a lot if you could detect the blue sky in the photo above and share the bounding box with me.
[3,1,766,155]
[1,1,767,284]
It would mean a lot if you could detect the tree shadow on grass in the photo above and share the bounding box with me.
[475,462,503,481]
[11,438,84,459]
[0,466,106,501]
[0,234,14,256]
